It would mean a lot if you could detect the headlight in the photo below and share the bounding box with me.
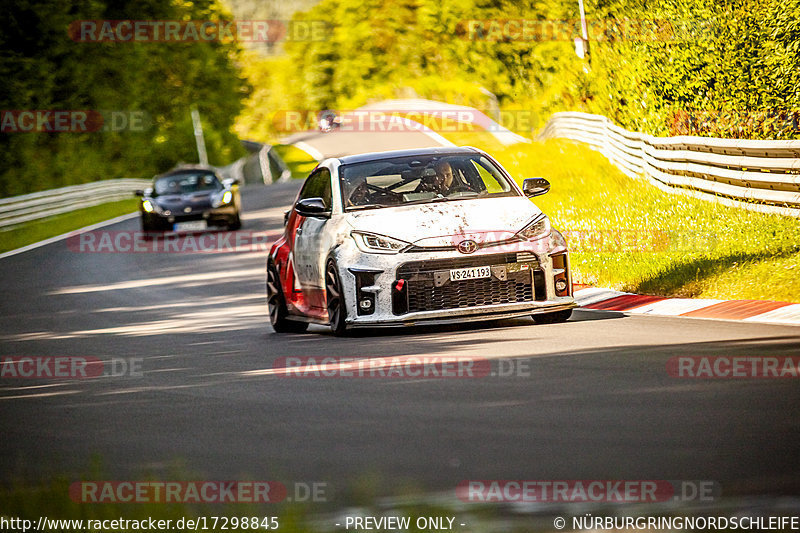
[142,199,155,213]
[351,231,410,254]
[515,214,550,241]
[213,190,233,207]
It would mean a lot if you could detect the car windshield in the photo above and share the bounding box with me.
[153,172,222,195]
[340,153,519,211]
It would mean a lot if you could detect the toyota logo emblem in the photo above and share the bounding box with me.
[457,240,478,254]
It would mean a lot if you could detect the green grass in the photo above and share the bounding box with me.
[272,144,319,180]
[0,460,481,533]
[0,468,770,533]
[0,470,316,533]
[444,131,800,303]
[0,198,139,254]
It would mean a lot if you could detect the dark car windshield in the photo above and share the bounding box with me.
[153,172,222,195]
[339,153,519,211]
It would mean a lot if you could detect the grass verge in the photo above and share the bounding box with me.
[444,131,800,303]
[0,198,139,255]
[1,469,736,533]
[272,144,319,180]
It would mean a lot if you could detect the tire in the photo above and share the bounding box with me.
[141,217,163,238]
[325,260,348,336]
[228,213,242,231]
[533,309,573,324]
[266,261,308,333]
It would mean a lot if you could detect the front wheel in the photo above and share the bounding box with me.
[266,261,308,333]
[141,217,164,239]
[228,212,242,230]
[533,309,573,324]
[325,260,348,336]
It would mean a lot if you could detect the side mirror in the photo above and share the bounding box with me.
[283,210,290,226]
[522,177,550,197]
[295,197,330,219]
[223,178,240,187]
[134,189,144,197]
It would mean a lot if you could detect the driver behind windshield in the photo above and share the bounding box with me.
[415,160,468,195]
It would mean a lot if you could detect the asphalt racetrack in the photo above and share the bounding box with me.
[2,128,799,509]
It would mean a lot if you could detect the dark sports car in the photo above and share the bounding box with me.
[135,168,241,232]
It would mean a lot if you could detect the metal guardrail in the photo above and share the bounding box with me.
[538,111,800,218]
[217,144,291,185]
[0,179,151,229]
[2,143,292,229]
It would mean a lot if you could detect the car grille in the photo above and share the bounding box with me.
[395,253,537,314]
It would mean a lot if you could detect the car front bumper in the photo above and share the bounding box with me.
[142,205,239,227]
[333,238,575,328]
[344,301,576,328]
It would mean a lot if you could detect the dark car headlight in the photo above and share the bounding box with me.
[142,199,164,214]
[212,190,234,208]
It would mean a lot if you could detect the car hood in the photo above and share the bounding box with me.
[153,191,215,209]
[345,196,544,246]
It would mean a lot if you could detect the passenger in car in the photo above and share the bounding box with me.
[347,178,370,206]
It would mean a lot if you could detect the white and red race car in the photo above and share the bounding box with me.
[267,146,575,335]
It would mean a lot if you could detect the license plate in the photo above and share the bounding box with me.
[450,265,491,282]
[173,220,207,232]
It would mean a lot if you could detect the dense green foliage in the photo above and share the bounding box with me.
[1,0,248,197]
[5,0,797,195]
[237,0,800,141]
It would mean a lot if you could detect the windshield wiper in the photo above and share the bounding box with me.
[346,204,390,211]
[406,195,469,206]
